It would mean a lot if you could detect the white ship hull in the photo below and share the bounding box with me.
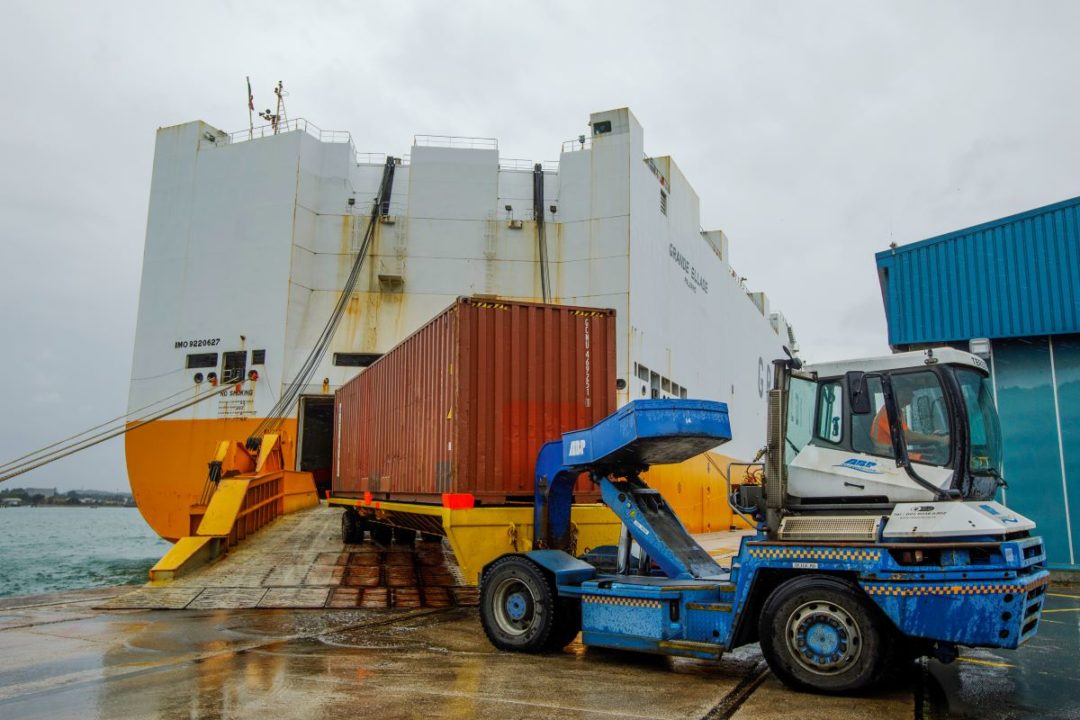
[127,108,794,540]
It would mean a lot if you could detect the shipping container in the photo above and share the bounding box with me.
[333,297,616,504]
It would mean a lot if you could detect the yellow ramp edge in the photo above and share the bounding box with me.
[196,478,252,537]
[149,536,220,582]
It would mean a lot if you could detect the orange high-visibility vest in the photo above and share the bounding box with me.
[871,406,907,445]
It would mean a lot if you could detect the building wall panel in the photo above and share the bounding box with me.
[1050,335,1080,566]
[994,337,1075,567]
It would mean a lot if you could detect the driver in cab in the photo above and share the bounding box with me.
[869,387,949,464]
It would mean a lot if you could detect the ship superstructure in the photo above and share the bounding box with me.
[127,107,795,541]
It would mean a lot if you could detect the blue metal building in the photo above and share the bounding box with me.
[876,196,1080,570]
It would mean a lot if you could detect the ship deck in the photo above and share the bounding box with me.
[0,506,1074,719]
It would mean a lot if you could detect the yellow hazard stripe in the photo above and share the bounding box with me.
[583,594,662,609]
[748,548,881,562]
[864,576,1048,597]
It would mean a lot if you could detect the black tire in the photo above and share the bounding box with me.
[759,575,891,694]
[371,522,394,546]
[480,556,559,652]
[545,598,582,650]
[421,532,443,543]
[341,510,366,544]
[393,527,417,546]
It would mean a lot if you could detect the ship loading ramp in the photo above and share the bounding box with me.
[102,502,745,612]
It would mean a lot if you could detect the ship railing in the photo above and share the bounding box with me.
[561,136,593,153]
[223,118,355,146]
[355,152,411,167]
[413,134,498,150]
[500,157,538,171]
[499,158,560,173]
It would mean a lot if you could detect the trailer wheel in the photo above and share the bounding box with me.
[341,510,366,544]
[480,556,558,652]
[759,575,890,694]
[371,522,394,546]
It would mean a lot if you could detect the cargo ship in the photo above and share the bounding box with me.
[127,107,795,542]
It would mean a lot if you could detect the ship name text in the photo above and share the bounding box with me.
[668,244,708,294]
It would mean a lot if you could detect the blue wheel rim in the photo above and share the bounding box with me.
[785,600,862,675]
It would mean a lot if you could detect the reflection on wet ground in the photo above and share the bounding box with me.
[0,585,1076,719]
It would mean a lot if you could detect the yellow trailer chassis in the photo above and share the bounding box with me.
[328,495,620,585]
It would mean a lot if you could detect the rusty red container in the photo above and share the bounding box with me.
[332,297,616,504]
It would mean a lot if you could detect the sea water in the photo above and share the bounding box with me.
[0,507,170,598]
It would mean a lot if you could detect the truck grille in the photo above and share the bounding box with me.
[777,516,882,542]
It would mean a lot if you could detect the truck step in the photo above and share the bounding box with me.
[657,638,724,659]
[686,602,733,613]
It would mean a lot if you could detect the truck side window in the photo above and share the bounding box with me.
[852,376,894,458]
[815,382,843,444]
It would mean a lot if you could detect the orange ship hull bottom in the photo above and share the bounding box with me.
[125,418,298,542]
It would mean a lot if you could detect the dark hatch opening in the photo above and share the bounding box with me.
[299,396,334,497]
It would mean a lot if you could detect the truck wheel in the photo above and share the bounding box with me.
[341,510,366,544]
[393,527,417,546]
[480,556,558,652]
[759,575,890,694]
[371,522,393,546]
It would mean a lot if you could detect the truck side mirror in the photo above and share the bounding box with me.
[847,371,872,414]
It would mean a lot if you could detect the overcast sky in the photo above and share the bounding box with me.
[2,0,1078,493]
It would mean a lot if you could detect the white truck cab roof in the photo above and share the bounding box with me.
[803,348,988,379]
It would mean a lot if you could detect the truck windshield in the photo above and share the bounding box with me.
[956,368,1003,475]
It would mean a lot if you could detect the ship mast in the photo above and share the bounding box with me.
[258,81,288,134]
[246,76,255,140]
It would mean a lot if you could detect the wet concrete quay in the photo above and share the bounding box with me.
[0,507,1076,719]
